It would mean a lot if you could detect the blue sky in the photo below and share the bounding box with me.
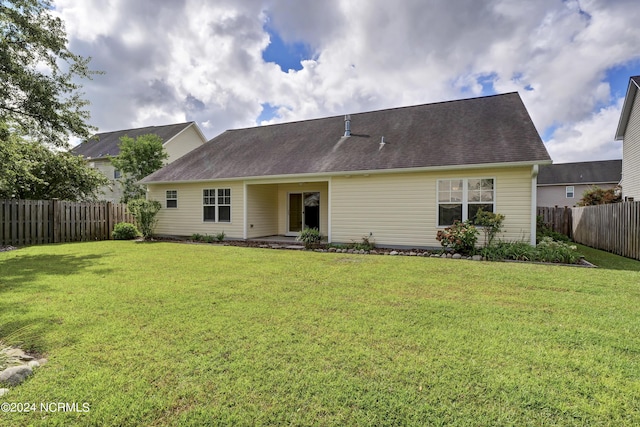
[56,0,640,163]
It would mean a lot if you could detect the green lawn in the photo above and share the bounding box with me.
[1,241,639,426]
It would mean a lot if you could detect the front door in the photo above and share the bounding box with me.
[288,192,320,235]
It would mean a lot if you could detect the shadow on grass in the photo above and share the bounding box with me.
[578,244,640,272]
[0,253,113,294]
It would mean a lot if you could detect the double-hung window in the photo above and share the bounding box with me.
[566,186,574,198]
[438,178,495,226]
[203,189,231,222]
[166,190,178,208]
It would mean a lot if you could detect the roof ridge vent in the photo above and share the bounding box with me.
[344,114,351,137]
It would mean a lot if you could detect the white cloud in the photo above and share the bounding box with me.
[54,0,640,162]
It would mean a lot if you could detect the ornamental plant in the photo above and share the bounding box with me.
[128,199,161,240]
[111,222,140,240]
[436,220,478,254]
[296,227,323,249]
[473,209,505,247]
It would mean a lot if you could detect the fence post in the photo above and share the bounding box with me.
[51,198,61,243]
[107,201,113,240]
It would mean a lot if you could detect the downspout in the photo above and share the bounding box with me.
[531,165,539,246]
[243,181,248,240]
[327,177,332,243]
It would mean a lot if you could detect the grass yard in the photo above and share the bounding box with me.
[1,241,639,426]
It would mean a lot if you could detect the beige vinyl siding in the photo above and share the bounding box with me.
[163,125,204,162]
[622,92,640,199]
[147,181,244,238]
[331,167,534,247]
[246,184,278,238]
[276,182,329,235]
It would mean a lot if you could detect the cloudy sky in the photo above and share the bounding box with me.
[55,0,640,163]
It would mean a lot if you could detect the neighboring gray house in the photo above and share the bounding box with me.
[72,122,206,202]
[615,75,640,201]
[537,160,621,207]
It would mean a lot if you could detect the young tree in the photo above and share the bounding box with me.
[110,134,168,203]
[1,0,100,147]
[0,125,109,200]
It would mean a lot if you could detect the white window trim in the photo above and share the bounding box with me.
[436,177,496,227]
[166,190,178,209]
[203,188,232,223]
[566,186,575,198]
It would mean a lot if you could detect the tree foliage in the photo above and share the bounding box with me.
[128,199,161,240]
[110,134,168,203]
[0,124,109,200]
[577,186,622,206]
[0,0,100,147]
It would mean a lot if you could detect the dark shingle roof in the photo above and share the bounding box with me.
[537,160,622,185]
[71,122,195,159]
[142,93,550,183]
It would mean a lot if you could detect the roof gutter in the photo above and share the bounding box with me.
[141,159,553,185]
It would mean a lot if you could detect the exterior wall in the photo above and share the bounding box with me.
[147,181,244,238]
[164,125,204,163]
[90,159,123,202]
[537,183,617,207]
[331,166,534,247]
[246,184,279,238]
[622,92,640,200]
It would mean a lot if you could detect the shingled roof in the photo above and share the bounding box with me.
[142,92,550,183]
[615,76,640,140]
[71,122,197,159]
[537,160,622,186]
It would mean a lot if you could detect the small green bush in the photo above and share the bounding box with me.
[128,199,161,240]
[215,231,226,242]
[481,238,582,264]
[536,237,582,264]
[536,215,570,243]
[191,233,204,241]
[473,209,505,247]
[436,220,478,254]
[203,234,215,243]
[112,222,140,240]
[296,227,323,249]
[352,234,375,251]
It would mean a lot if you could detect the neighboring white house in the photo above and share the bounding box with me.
[615,75,640,201]
[141,93,552,248]
[71,122,206,202]
[537,160,621,207]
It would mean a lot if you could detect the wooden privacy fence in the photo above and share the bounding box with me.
[537,206,573,239]
[1,199,135,246]
[572,202,640,261]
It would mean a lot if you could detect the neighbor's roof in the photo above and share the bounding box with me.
[71,122,198,159]
[537,160,622,186]
[142,92,551,184]
[615,76,640,140]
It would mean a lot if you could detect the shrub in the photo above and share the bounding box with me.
[296,227,323,249]
[191,233,204,241]
[352,234,376,251]
[128,199,161,240]
[215,231,226,242]
[202,234,215,243]
[578,185,621,206]
[536,215,570,243]
[536,237,582,264]
[481,239,582,264]
[112,222,140,240]
[436,220,478,254]
[473,209,505,247]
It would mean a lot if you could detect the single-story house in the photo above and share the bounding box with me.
[615,75,640,201]
[141,92,551,248]
[537,160,621,207]
[71,121,206,202]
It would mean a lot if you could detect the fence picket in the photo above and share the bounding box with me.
[1,199,135,246]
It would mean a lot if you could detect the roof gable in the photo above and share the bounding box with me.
[537,160,622,185]
[615,76,640,140]
[142,93,551,183]
[71,122,200,159]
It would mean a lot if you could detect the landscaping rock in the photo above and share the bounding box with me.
[27,361,40,368]
[0,365,33,386]
[409,252,417,256]
[0,388,9,396]
[472,255,483,261]
[389,251,399,256]
[452,253,462,259]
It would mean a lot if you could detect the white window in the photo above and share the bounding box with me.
[166,190,177,208]
[438,178,495,226]
[566,186,574,198]
[203,189,231,222]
